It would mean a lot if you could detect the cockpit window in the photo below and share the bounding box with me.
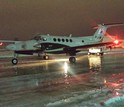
[33,36,41,41]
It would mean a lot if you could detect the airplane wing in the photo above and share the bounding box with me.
[0,40,21,43]
[71,41,121,50]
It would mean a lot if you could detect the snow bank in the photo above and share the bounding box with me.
[104,95,124,107]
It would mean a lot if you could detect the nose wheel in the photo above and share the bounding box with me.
[12,58,18,65]
[69,56,76,63]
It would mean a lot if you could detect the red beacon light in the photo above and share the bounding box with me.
[114,40,119,45]
[0,42,3,46]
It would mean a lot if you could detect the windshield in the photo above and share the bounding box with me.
[33,35,42,41]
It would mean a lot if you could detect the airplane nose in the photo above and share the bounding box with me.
[6,44,16,50]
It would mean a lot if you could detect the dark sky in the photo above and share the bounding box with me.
[0,0,124,40]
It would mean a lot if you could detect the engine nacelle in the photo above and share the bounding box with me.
[6,44,16,50]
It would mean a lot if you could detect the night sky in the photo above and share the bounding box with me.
[0,0,124,40]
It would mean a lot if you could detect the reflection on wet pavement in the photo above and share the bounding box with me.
[0,54,124,107]
[88,55,102,72]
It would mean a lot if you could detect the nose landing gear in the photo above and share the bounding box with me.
[11,53,18,65]
[12,58,18,65]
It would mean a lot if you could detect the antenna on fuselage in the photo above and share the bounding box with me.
[47,34,50,36]
[69,34,72,37]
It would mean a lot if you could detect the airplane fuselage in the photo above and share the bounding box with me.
[6,35,99,55]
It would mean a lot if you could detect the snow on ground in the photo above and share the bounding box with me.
[45,72,124,107]
[46,87,124,107]
[1,50,124,107]
[104,95,124,107]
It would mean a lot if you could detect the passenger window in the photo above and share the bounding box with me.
[70,39,72,42]
[58,38,61,42]
[66,39,68,42]
[62,39,65,42]
[53,38,56,42]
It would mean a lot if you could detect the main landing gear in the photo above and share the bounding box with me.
[42,55,49,60]
[38,53,49,60]
[69,56,76,63]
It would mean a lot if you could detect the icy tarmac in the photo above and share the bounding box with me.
[0,52,124,107]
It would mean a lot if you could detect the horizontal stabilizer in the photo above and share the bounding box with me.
[93,22,124,29]
[102,22,124,26]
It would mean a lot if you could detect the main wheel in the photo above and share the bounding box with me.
[12,58,18,65]
[69,57,76,63]
[100,52,104,56]
[43,55,49,60]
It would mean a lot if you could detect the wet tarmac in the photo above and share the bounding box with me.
[0,52,124,107]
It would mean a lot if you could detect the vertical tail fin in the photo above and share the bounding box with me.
[93,23,124,41]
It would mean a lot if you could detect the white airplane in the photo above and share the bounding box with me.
[0,23,123,65]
